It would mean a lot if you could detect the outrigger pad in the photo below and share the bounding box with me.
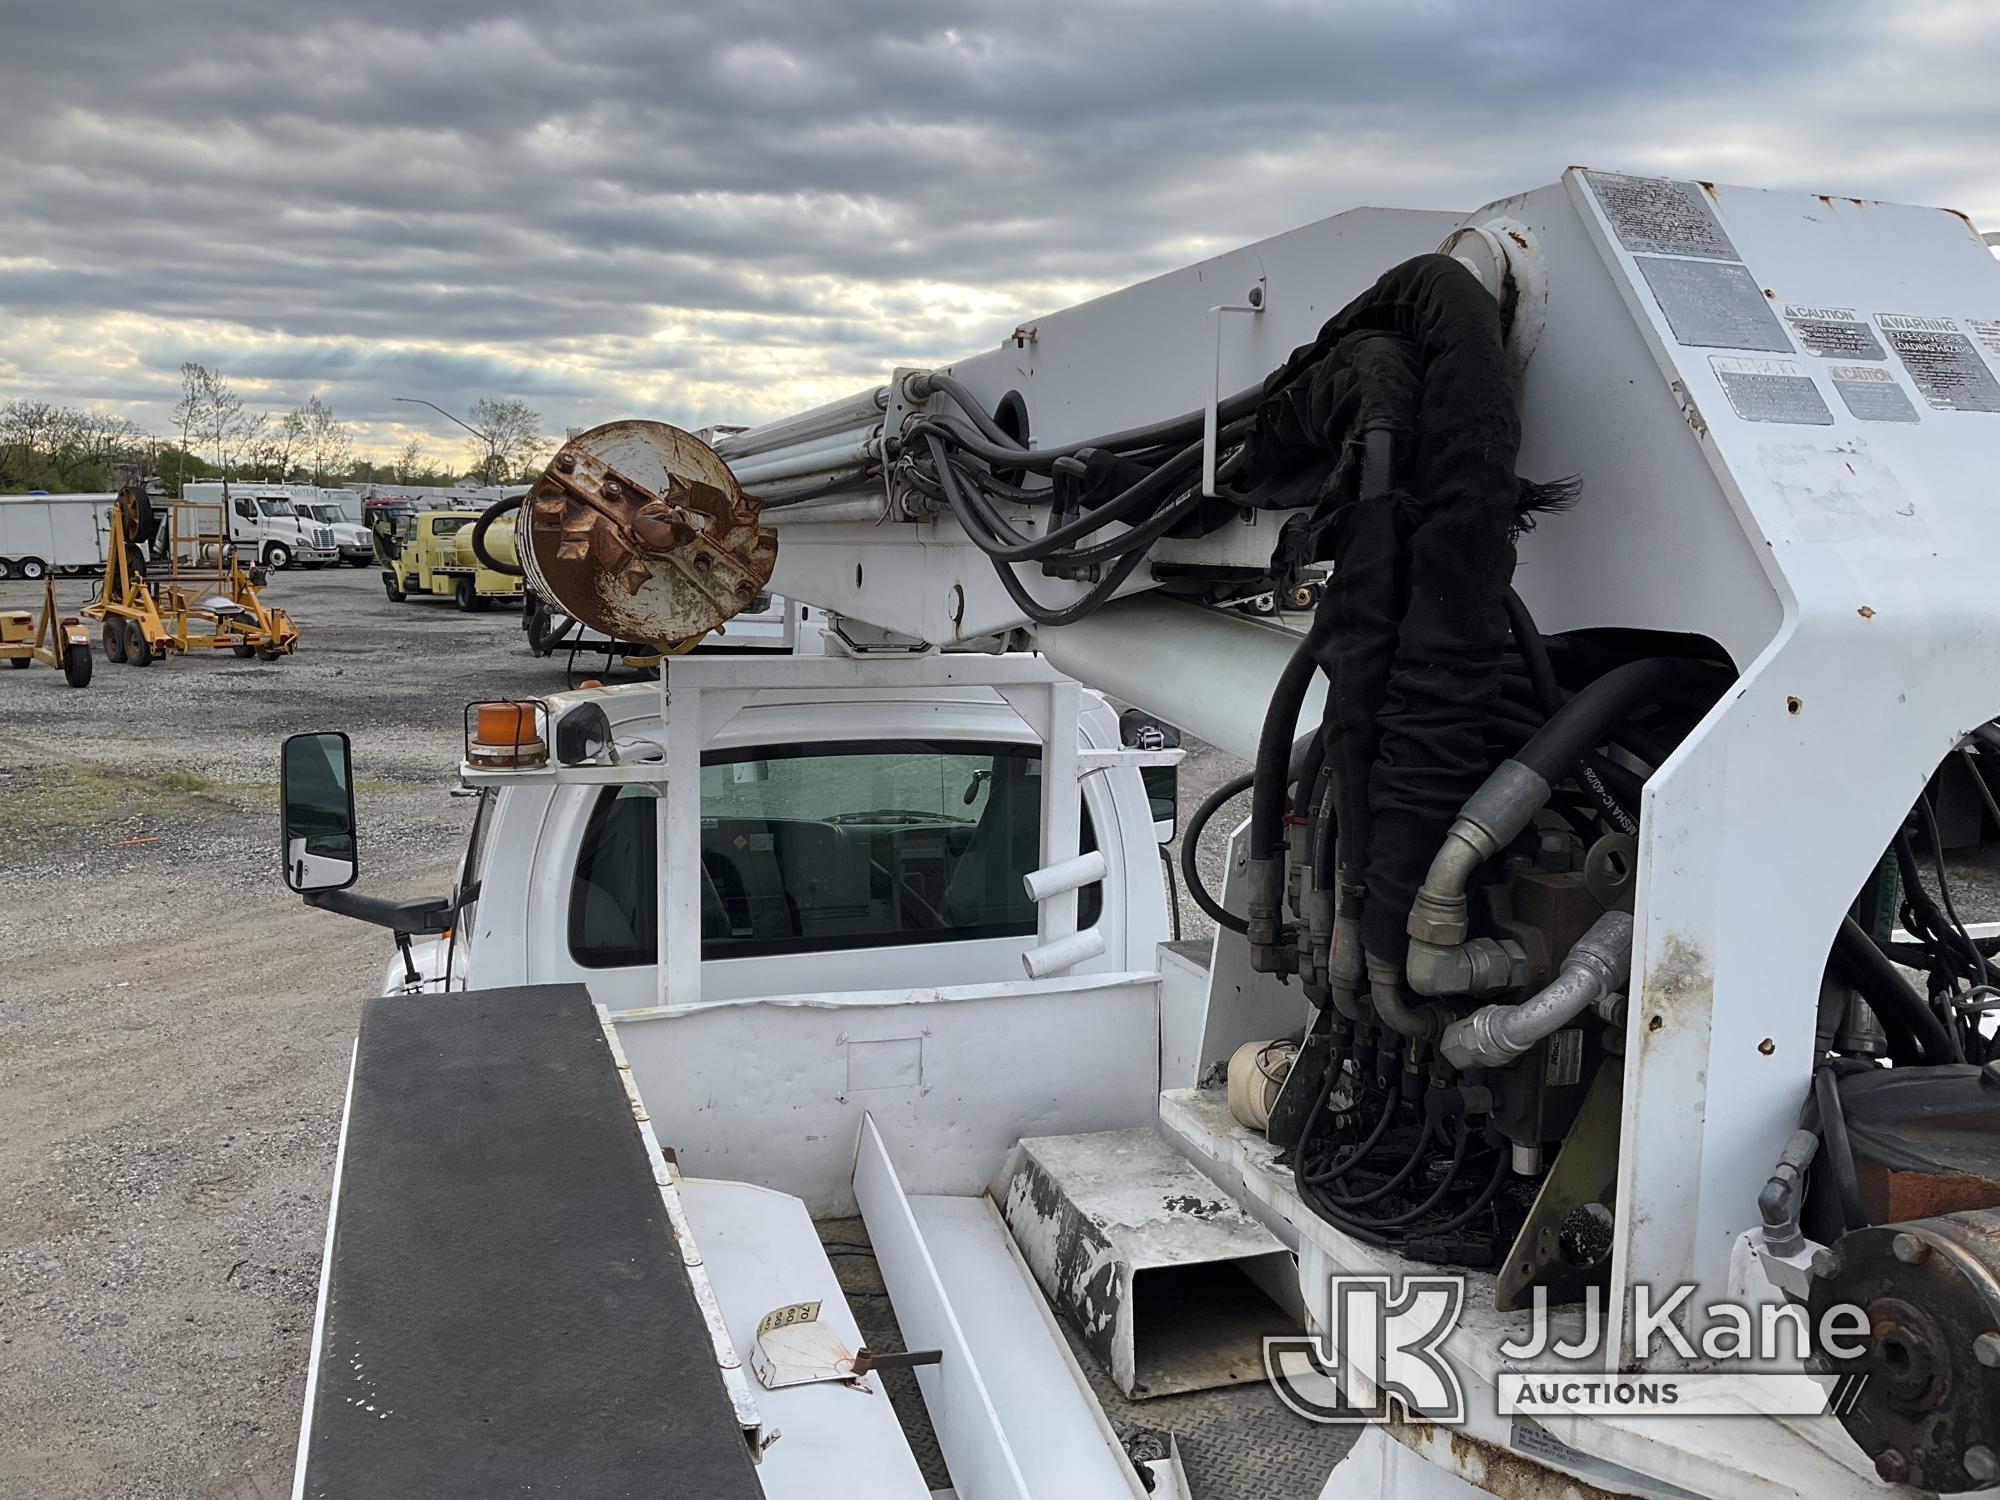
[297,983,761,1499]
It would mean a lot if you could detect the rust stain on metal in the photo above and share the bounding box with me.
[1383,1415,1645,1500]
[522,420,777,647]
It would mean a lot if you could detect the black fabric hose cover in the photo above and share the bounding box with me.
[1242,254,1522,963]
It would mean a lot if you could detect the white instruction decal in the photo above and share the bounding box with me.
[1782,305,1884,361]
[1879,315,2000,412]
[1709,357,1832,425]
[1967,319,2000,363]
[1829,366,1919,425]
[1585,173,1739,260]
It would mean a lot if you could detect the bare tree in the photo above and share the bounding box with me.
[465,397,546,484]
[396,436,425,483]
[300,395,353,484]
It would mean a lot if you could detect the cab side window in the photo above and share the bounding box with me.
[568,740,1102,967]
[235,498,257,521]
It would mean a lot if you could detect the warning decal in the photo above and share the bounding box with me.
[1829,366,1919,425]
[1879,315,2000,412]
[1782,305,1885,361]
[1638,258,1792,353]
[1709,357,1833,425]
[1586,173,1739,260]
[1968,319,2000,363]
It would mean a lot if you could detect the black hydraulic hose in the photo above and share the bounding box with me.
[921,371,1267,468]
[1181,772,1255,934]
[1343,1122,1473,1228]
[1250,623,1333,863]
[1503,589,1640,833]
[1514,657,1726,786]
[1814,1066,1868,1233]
[470,494,525,577]
[1833,914,1958,1064]
[1323,1100,1444,1207]
[1302,1083,1400,1184]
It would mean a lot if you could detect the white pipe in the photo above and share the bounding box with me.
[728,435,879,485]
[1022,849,1108,903]
[750,490,884,523]
[1022,925,1106,979]
[1040,596,1323,767]
[713,386,889,460]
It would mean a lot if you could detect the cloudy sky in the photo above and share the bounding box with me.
[3,1,1997,464]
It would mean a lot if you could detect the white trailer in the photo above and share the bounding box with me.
[0,493,115,579]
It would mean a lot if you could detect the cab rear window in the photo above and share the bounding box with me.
[568,740,1101,966]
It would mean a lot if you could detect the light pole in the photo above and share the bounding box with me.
[394,397,498,486]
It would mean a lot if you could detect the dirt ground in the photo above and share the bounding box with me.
[5,563,1994,1499]
[0,563,1248,1500]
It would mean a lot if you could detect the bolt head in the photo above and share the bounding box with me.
[1892,1232,1929,1265]
[555,451,576,472]
[1967,1446,2000,1485]
[1875,1449,1909,1484]
[602,477,622,497]
[1812,1247,1843,1280]
[1975,1332,2000,1369]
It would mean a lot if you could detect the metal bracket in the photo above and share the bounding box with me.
[1204,277,1266,498]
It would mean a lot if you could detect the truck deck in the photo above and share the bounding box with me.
[293,984,761,1498]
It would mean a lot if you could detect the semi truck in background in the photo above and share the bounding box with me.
[293,497,373,566]
[0,493,116,579]
[179,482,339,569]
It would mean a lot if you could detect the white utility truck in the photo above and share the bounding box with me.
[179,482,338,569]
[282,168,2000,1500]
[0,492,115,578]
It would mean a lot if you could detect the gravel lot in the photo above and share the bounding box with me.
[0,563,1246,1500]
[6,562,1991,1499]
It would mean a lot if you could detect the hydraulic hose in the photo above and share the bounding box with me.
[1251,626,1332,863]
[918,371,1267,467]
[1514,657,1722,787]
[1181,771,1254,934]
[470,494,525,577]
[1832,914,1958,1064]
[1408,656,1725,951]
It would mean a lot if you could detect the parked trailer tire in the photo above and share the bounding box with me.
[234,644,256,658]
[125,620,152,666]
[16,557,46,581]
[0,559,13,580]
[63,643,91,688]
[6,656,27,669]
[102,620,127,663]
[383,575,406,603]
[455,577,489,613]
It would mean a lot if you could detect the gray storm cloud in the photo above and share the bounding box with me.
[2,0,1995,455]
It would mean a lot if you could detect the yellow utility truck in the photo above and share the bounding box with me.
[378,508,523,611]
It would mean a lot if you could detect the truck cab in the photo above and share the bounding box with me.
[380,507,524,610]
[181,482,338,569]
[292,655,1173,1004]
[295,500,372,566]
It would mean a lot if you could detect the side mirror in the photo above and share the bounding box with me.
[1119,709,1181,844]
[281,731,359,893]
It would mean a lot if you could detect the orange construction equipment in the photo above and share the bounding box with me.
[82,485,299,667]
[0,575,93,687]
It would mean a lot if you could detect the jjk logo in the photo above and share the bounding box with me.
[1265,1275,1466,1425]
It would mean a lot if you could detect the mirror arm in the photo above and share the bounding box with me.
[304,888,456,934]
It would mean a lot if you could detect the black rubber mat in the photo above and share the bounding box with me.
[298,984,761,1498]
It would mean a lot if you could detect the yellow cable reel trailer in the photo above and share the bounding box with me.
[0,575,94,687]
[82,485,300,666]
